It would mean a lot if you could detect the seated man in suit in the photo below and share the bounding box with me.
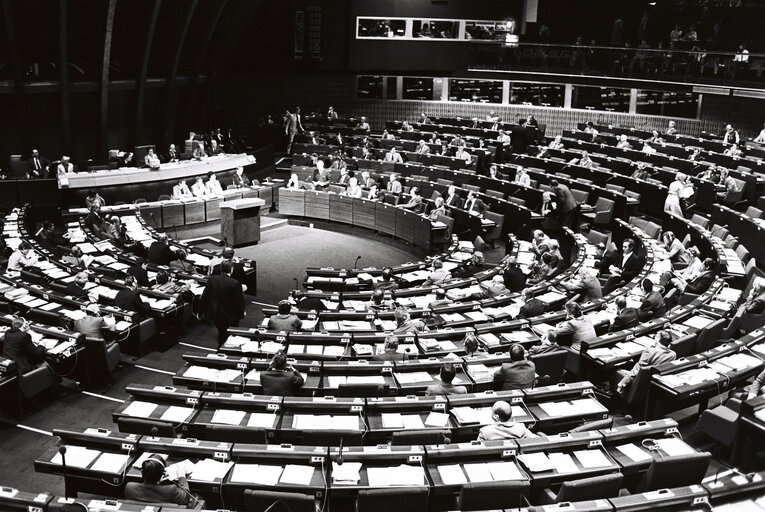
[400,187,423,211]
[74,303,116,340]
[493,344,535,390]
[609,296,639,332]
[373,267,399,291]
[638,278,665,321]
[386,173,402,194]
[56,155,75,175]
[563,267,603,303]
[615,330,676,395]
[260,351,304,396]
[372,334,405,361]
[452,251,486,278]
[671,258,716,294]
[125,454,196,506]
[548,302,596,350]
[463,190,487,217]
[516,288,545,319]
[384,147,404,164]
[127,257,151,287]
[66,272,91,299]
[477,400,536,441]
[172,179,192,199]
[501,256,527,293]
[392,305,427,334]
[424,258,450,286]
[428,196,446,221]
[443,185,462,208]
[232,166,252,188]
[166,143,180,162]
[267,300,303,333]
[147,234,184,267]
[2,317,46,375]
[488,165,505,181]
[27,149,49,177]
[478,274,511,299]
[603,239,642,294]
[426,363,467,396]
[114,275,151,318]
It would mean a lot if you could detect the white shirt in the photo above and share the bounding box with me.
[191,182,208,197]
[57,162,73,174]
[8,250,36,271]
[206,179,223,195]
[172,183,192,199]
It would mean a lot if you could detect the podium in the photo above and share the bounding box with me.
[220,197,266,247]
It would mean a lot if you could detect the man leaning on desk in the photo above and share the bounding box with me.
[478,400,536,441]
[125,455,200,507]
[260,351,304,396]
[2,316,46,375]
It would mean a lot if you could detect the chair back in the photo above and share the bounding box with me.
[530,349,568,385]
[586,229,609,246]
[637,452,712,492]
[555,472,624,502]
[570,189,589,204]
[459,480,530,511]
[690,214,710,229]
[205,425,267,443]
[243,490,315,512]
[391,429,450,446]
[337,383,390,397]
[301,430,363,446]
[158,194,171,201]
[694,318,726,353]
[357,486,429,512]
[605,183,626,194]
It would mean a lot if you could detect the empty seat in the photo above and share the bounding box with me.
[605,183,626,194]
[570,189,589,204]
[745,206,764,219]
[635,452,712,492]
[540,472,624,504]
[459,480,530,511]
[243,490,315,512]
[582,197,615,226]
[690,213,710,229]
[357,486,429,512]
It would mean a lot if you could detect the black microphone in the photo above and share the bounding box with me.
[437,431,451,446]
[150,426,159,437]
[354,255,362,269]
[404,347,411,362]
[335,438,344,466]
[172,224,179,241]
[58,444,69,498]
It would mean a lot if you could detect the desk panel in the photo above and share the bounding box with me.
[162,203,185,228]
[305,191,330,220]
[184,200,206,224]
[395,208,416,243]
[206,197,222,222]
[279,189,306,216]
[375,203,397,236]
[352,198,376,229]
[329,194,354,224]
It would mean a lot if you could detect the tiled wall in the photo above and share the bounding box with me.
[218,73,760,139]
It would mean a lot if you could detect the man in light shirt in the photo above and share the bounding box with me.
[191,177,208,198]
[384,147,403,164]
[205,172,223,195]
[144,149,161,170]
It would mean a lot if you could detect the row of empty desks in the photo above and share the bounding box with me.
[279,189,448,253]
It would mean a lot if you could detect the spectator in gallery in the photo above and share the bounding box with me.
[343,177,363,198]
[327,105,338,120]
[753,123,765,144]
[416,139,430,155]
[357,116,370,132]
[723,124,740,145]
[144,149,161,170]
[666,120,678,135]
[583,121,599,141]
[616,134,632,150]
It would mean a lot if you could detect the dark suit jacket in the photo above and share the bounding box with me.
[685,270,715,294]
[211,260,248,286]
[127,266,151,287]
[147,241,180,266]
[233,173,251,187]
[493,360,536,390]
[639,291,665,320]
[444,193,463,209]
[555,184,578,214]
[65,282,89,299]
[610,307,640,332]
[124,478,190,506]
[114,289,151,317]
[200,273,244,324]
[517,298,545,319]
[260,368,305,396]
[510,125,530,154]
[464,198,487,216]
[503,266,527,293]
[618,253,642,284]
[3,328,46,374]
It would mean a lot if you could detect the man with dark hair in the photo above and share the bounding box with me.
[124,455,194,506]
[292,290,327,312]
[616,331,676,394]
[374,267,399,291]
[492,344,535,390]
[604,239,642,294]
[268,300,303,332]
[260,351,304,396]
[114,275,151,318]
[373,334,404,361]
[510,118,530,155]
[426,363,467,396]
[501,256,527,293]
[477,400,535,441]
[284,107,305,153]
[638,278,665,320]
[147,233,184,266]
[127,257,151,287]
[677,258,716,294]
[209,247,248,290]
[2,317,46,374]
[200,260,245,348]
[550,179,579,229]
[610,296,639,332]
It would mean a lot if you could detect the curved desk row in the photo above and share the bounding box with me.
[278,189,449,254]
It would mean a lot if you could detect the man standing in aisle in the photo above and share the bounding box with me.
[284,106,305,153]
[200,260,245,348]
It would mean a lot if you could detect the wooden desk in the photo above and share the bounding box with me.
[220,198,266,248]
